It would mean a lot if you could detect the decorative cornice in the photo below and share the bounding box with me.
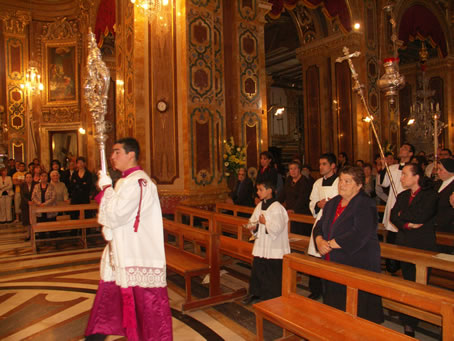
[257,0,273,24]
[296,32,362,60]
[0,10,31,35]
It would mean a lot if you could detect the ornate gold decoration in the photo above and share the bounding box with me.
[42,106,80,123]
[0,11,31,35]
[84,29,110,173]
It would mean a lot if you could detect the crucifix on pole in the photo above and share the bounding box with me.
[336,46,398,198]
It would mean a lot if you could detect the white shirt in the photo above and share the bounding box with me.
[381,164,405,232]
[249,201,290,259]
[308,176,339,256]
[98,169,167,288]
[439,175,454,193]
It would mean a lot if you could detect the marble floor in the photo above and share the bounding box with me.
[0,223,443,340]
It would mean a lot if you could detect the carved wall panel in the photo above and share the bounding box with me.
[241,111,260,172]
[0,10,30,160]
[187,1,225,187]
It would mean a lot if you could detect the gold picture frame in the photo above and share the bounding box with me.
[43,41,78,106]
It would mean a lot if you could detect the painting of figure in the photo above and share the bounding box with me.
[46,45,77,103]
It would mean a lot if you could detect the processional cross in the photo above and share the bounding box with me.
[336,47,398,198]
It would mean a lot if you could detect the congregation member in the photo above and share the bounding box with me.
[226,167,254,207]
[6,159,16,176]
[242,179,290,305]
[314,166,383,324]
[85,137,172,341]
[301,164,315,188]
[355,159,365,167]
[337,152,349,170]
[375,152,396,204]
[20,173,34,240]
[31,171,57,222]
[0,167,13,223]
[363,163,375,198]
[32,165,42,183]
[278,161,312,235]
[50,170,69,203]
[307,152,338,300]
[50,160,63,178]
[425,148,452,178]
[12,162,26,222]
[390,163,438,337]
[379,143,414,241]
[62,159,76,194]
[254,151,278,205]
[70,157,94,218]
[433,158,454,236]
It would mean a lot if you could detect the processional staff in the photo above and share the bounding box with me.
[84,28,110,173]
[336,46,398,198]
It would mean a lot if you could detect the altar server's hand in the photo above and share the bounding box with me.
[97,171,112,190]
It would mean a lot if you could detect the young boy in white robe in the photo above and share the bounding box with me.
[242,179,290,305]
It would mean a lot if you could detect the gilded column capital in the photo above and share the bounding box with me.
[0,10,31,35]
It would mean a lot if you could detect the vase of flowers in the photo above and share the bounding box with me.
[223,137,247,189]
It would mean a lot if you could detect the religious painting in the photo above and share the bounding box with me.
[49,130,78,168]
[44,43,78,106]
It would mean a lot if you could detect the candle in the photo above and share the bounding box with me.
[436,103,439,111]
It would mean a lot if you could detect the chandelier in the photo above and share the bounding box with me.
[405,43,446,144]
[130,0,168,16]
[20,61,44,94]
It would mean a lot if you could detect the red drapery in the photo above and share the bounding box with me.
[94,0,116,48]
[398,5,447,57]
[268,0,351,33]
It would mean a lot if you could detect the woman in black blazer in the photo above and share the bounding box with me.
[314,166,383,324]
[390,163,437,336]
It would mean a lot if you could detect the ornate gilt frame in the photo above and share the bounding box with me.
[43,41,79,107]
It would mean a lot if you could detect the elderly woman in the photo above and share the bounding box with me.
[32,171,57,222]
[278,161,312,235]
[50,170,69,203]
[0,167,13,223]
[390,163,437,336]
[20,173,34,240]
[314,166,383,323]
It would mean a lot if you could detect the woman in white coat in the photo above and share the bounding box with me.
[0,167,14,223]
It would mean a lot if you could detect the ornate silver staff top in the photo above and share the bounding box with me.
[336,47,398,198]
[84,28,110,173]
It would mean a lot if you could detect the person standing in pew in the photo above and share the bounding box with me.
[226,167,254,209]
[85,137,172,341]
[314,166,384,324]
[307,153,339,300]
[278,161,312,235]
[31,171,57,223]
[391,163,438,337]
[433,158,454,239]
[242,179,290,305]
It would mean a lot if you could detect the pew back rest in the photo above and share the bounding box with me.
[30,202,99,225]
[174,205,214,232]
[215,202,254,216]
[283,253,454,340]
[213,212,250,240]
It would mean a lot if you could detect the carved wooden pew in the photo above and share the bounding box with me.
[30,202,101,254]
[254,253,454,341]
[163,219,246,311]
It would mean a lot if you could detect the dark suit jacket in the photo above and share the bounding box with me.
[278,175,312,214]
[230,177,254,207]
[434,179,454,233]
[313,191,381,272]
[390,188,437,251]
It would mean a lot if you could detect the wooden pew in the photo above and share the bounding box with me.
[215,202,254,217]
[254,253,454,341]
[30,202,101,254]
[174,204,214,231]
[163,219,246,311]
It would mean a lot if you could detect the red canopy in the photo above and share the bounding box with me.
[94,0,116,48]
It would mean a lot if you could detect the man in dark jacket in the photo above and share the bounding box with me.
[227,167,254,207]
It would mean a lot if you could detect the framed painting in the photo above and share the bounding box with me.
[44,42,78,106]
